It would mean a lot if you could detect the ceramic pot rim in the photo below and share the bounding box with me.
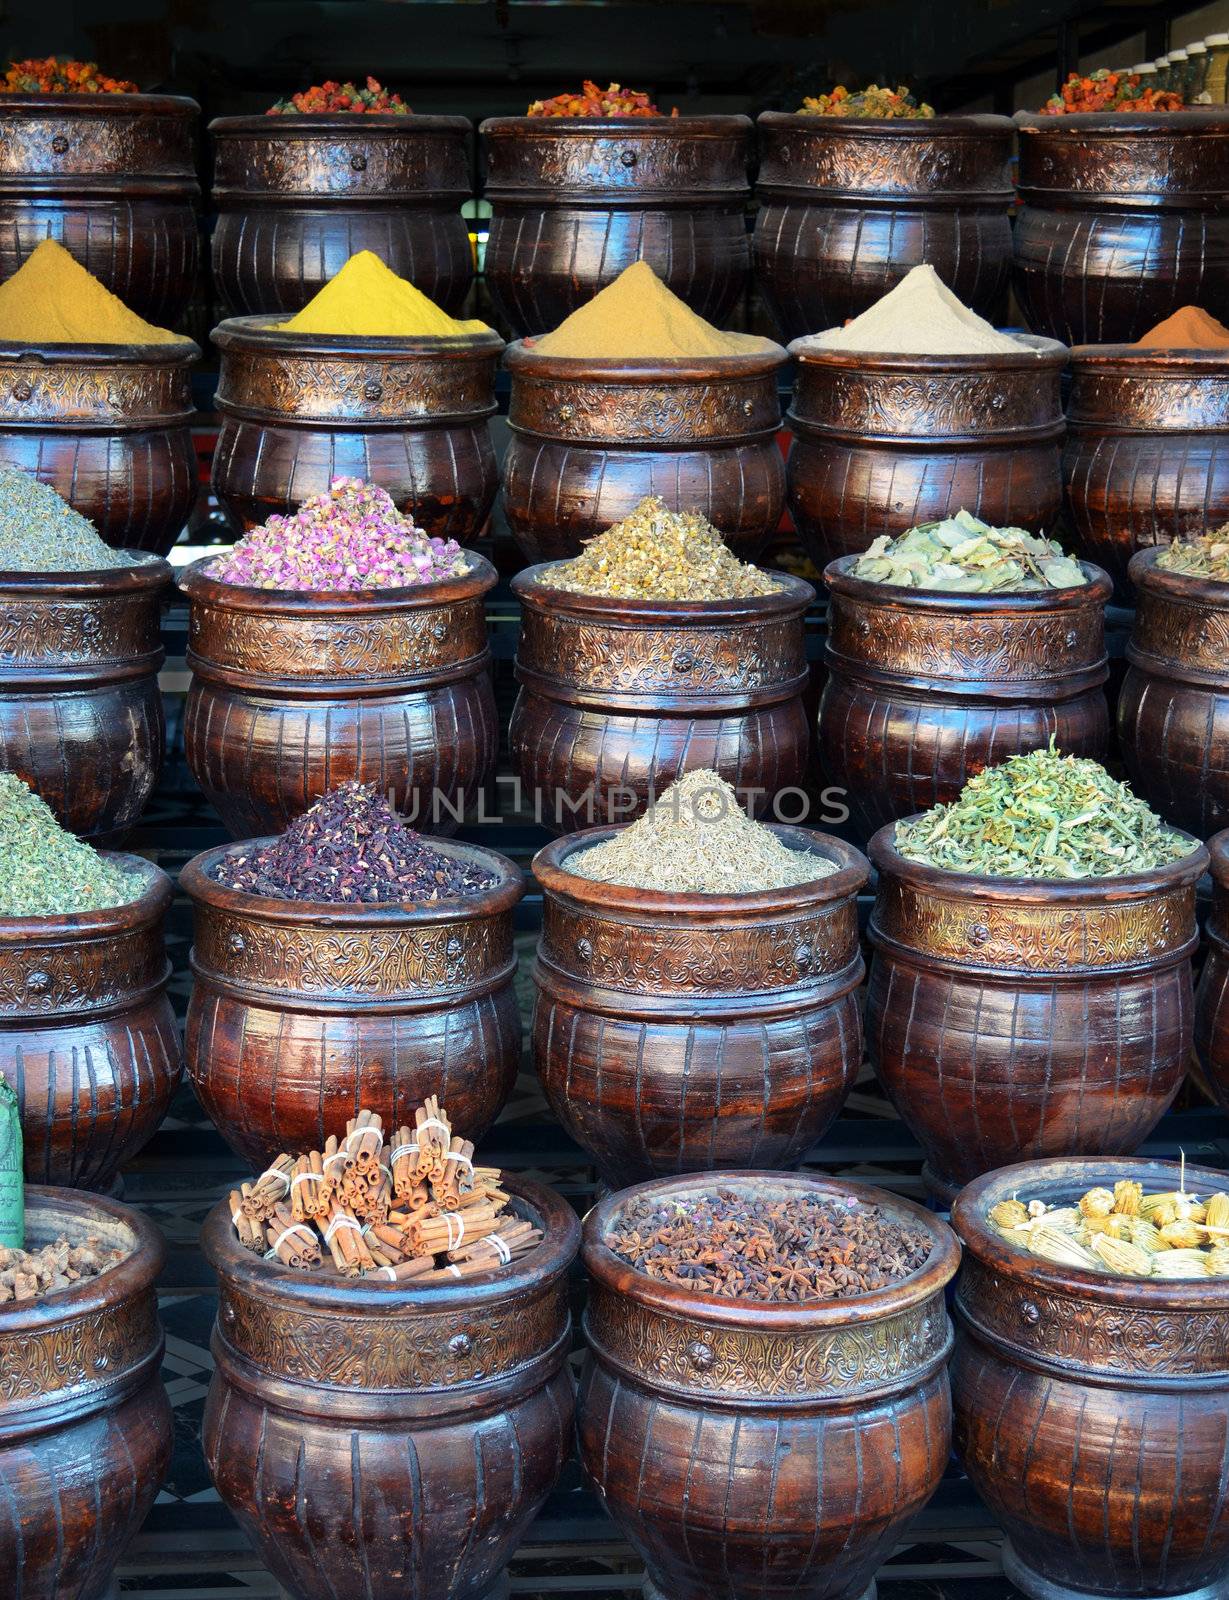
[177,551,497,613]
[1128,546,1229,606]
[0,556,173,593]
[583,1170,960,1331]
[1016,107,1229,135]
[1206,829,1229,887]
[0,854,170,943]
[534,824,869,915]
[481,113,752,136]
[0,91,199,115]
[824,555,1111,612]
[181,838,526,926]
[869,823,1208,901]
[210,112,472,136]
[954,1157,1229,1309]
[211,316,504,361]
[789,333,1067,370]
[202,1172,579,1308]
[758,109,1015,137]
[0,337,200,363]
[513,564,814,620]
[504,338,788,381]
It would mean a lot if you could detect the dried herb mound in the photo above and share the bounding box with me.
[268,77,409,114]
[0,774,141,916]
[895,743,1196,880]
[606,1187,932,1303]
[852,509,1086,593]
[799,84,933,118]
[528,80,673,117]
[1039,69,1182,114]
[0,466,138,572]
[1157,528,1229,583]
[211,783,496,904]
[1,57,136,93]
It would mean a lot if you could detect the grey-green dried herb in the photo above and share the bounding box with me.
[0,774,142,915]
[0,467,141,572]
[852,508,1086,593]
[1156,528,1229,583]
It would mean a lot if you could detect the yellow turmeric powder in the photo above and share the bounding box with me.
[0,239,183,344]
[279,252,491,338]
[530,262,779,359]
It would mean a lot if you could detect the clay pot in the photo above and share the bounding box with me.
[211,318,503,541]
[0,92,199,325]
[502,342,788,564]
[819,557,1111,841]
[0,339,199,557]
[754,112,1015,340]
[953,1156,1229,1600]
[1014,110,1229,344]
[202,1176,578,1600]
[867,827,1207,1202]
[0,858,181,1190]
[532,828,867,1188]
[182,839,524,1168]
[510,567,814,831]
[179,555,498,840]
[480,115,751,336]
[0,1188,171,1599]
[579,1170,961,1600]
[210,113,474,315]
[1195,830,1229,1110]
[1064,345,1229,597]
[786,338,1068,570]
[0,558,170,840]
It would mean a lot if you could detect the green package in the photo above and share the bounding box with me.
[0,1076,23,1249]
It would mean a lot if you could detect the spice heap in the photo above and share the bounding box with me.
[208,477,470,591]
[528,261,778,360]
[0,467,142,571]
[278,251,490,338]
[230,1100,540,1282]
[606,1185,931,1303]
[1157,527,1229,581]
[572,770,833,894]
[0,774,141,916]
[1136,306,1229,348]
[527,81,672,117]
[990,1177,1229,1279]
[798,264,1028,356]
[1039,69,1183,113]
[0,1234,128,1303]
[210,783,495,904]
[799,84,933,118]
[0,239,182,344]
[268,77,408,114]
[1,57,136,93]
[852,510,1086,593]
[539,496,781,601]
[895,744,1195,879]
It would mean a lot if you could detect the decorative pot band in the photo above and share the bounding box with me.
[1067,350,1229,431]
[504,343,787,445]
[1126,552,1229,686]
[1016,111,1229,204]
[480,115,753,201]
[868,831,1207,978]
[513,572,812,712]
[788,341,1067,443]
[183,845,523,1011]
[0,859,171,1021]
[180,557,495,691]
[954,1159,1229,1383]
[0,561,171,680]
[0,93,199,184]
[0,1187,164,1435]
[210,113,472,202]
[823,560,1110,698]
[212,321,504,426]
[0,343,199,428]
[756,112,1015,201]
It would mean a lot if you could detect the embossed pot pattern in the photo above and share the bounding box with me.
[202,1177,579,1600]
[953,1158,1229,1600]
[579,1171,961,1600]
[532,828,868,1187]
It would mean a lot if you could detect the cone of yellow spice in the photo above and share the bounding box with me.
[275,251,492,339]
[0,239,186,344]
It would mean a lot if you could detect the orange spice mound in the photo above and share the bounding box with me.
[1,57,136,93]
[528,80,675,118]
[1136,306,1229,349]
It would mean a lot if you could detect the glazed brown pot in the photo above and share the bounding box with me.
[0,339,199,556]
[532,828,868,1188]
[510,567,814,831]
[502,341,788,564]
[1064,345,1229,597]
[579,1171,961,1600]
[211,113,474,315]
[179,555,498,839]
[786,337,1068,570]
[203,1176,577,1600]
[754,112,1015,340]
[481,115,751,336]
[953,1156,1229,1600]
[867,826,1207,1202]
[0,1188,171,1600]
[1195,830,1229,1112]
[819,557,1112,841]
[182,839,524,1168]
[0,558,170,840]
[0,92,199,324]
[1015,110,1229,345]
[211,318,503,541]
[0,858,181,1190]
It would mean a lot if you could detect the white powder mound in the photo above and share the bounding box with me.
[798,264,1031,356]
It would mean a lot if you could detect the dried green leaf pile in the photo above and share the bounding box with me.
[852,509,1086,593]
[1156,528,1229,583]
[0,774,142,915]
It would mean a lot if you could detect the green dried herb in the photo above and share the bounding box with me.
[0,774,142,915]
[895,743,1196,879]
[1156,528,1229,583]
[0,467,140,572]
[852,509,1086,593]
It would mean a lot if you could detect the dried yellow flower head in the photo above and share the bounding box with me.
[1078,1187,1115,1219]
[989,1200,1029,1230]
[1112,1180,1143,1216]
